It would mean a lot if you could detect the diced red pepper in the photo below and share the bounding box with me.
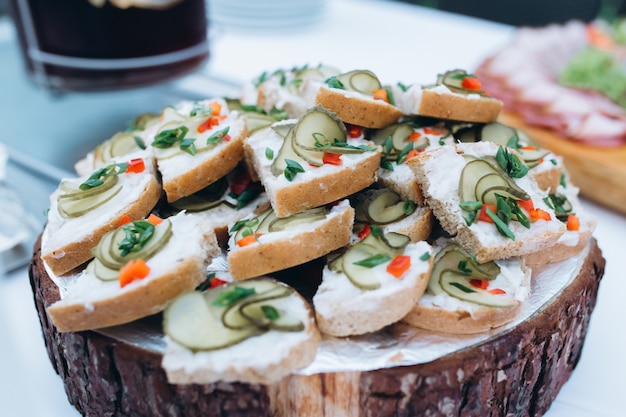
[422,127,441,136]
[488,288,506,295]
[126,158,145,174]
[119,258,150,288]
[357,224,371,239]
[566,214,580,231]
[371,88,389,102]
[209,276,228,288]
[197,115,227,133]
[386,255,411,278]
[478,204,497,223]
[516,198,534,213]
[118,214,133,226]
[347,125,362,138]
[406,149,420,160]
[470,279,489,290]
[147,213,163,226]
[529,208,552,222]
[407,131,422,142]
[461,76,482,90]
[236,233,262,247]
[323,152,342,166]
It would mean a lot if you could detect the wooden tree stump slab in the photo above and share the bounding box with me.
[28,239,605,417]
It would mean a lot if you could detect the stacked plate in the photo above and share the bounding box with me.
[209,0,326,32]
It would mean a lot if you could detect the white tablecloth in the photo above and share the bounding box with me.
[1,1,624,416]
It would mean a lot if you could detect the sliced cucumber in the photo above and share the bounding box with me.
[245,112,276,134]
[336,70,382,95]
[459,159,499,202]
[57,183,122,218]
[221,281,287,329]
[428,244,500,295]
[341,244,382,290]
[268,207,327,232]
[358,189,409,225]
[270,128,307,176]
[271,122,296,139]
[440,270,515,307]
[169,178,228,212]
[164,291,262,351]
[292,106,347,166]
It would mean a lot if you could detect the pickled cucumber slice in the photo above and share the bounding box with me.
[440,270,515,308]
[292,106,347,166]
[169,178,228,212]
[268,207,327,232]
[164,291,262,351]
[336,70,382,95]
[57,183,122,218]
[341,244,383,290]
[356,189,410,225]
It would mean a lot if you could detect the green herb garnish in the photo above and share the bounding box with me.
[496,146,528,178]
[212,286,256,307]
[325,76,345,89]
[353,253,392,268]
[261,305,280,321]
[80,163,128,190]
[283,159,305,181]
[118,220,155,257]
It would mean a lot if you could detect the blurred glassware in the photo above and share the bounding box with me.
[209,0,325,33]
[8,0,210,92]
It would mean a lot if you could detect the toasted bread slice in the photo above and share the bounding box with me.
[403,241,531,334]
[150,98,248,203]
[244,113,381,218]
[41,157,162,276]
[314,239,433,337]
[408,142,566,263]
[161,277,320,385]
[226,200,354,280]
[390,74,503,124]
[47,212,219,332]
[315,86,403,128]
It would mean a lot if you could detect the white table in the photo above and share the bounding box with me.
[1,1,624,416]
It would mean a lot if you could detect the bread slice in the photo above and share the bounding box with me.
[523,182,597,267]
[314,239,433,337]
[243,116,381,218]
[41,157,162,276]
[226,200,354,280]
[47,212,220,332]
[151,98,248,203]
[315,86,403,128]
[408,142,566,263]
[402,241,531,334]
[161,277,320,385]
[390,83,503,123]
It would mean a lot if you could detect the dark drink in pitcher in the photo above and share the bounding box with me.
[9,0,209,91]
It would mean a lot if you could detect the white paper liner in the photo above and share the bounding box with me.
[75,242,590,375]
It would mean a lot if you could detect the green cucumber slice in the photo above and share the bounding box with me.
[336,70,382,95]
[440,270,515,308]
[164,290,262,351]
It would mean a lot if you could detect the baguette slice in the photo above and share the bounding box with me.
[47,212,220,332]
[408,142,566,263]
[314,239,433,337]
[315,85,403,128]
[403,241,531,334]
[227,200,354,280]
[244,116,380,218]
[162,277,320,385]
[390,71,503,124]
[523,182,597,267]
[41,157,161,276]
[151,98,248,203]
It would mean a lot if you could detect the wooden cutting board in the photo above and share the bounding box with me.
[499,111,626,216]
